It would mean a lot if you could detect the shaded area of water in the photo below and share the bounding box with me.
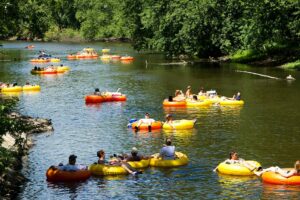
[0,41,300,199]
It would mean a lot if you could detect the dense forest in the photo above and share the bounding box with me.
[0,0,299,58]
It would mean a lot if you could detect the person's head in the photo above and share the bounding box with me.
[229,151,238,160]
[60,64,63,66]
[237,92,240,96]
[26,82,29,85]
[165,114,172,121]
[95,88,100,92]
[187,86,191,90]
[166,138,172,146]
[69,154,77,165]
[294,160,300,172]
[145,112,150,118]
[131,147,138,156]
[97,150,105,158]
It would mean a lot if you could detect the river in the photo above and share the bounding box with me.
[1,41,300,199]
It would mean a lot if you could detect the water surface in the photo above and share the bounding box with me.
[1,41,299,199]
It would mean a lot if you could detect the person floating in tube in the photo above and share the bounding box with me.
[134,112,155,132]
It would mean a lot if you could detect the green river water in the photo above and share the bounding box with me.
[0,41,300,199]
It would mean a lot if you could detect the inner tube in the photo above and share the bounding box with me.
[76,54,98,58]
[85,95,106,103]
[31,70,58,74]
[102,49,111,53]
[46,168,91,182]
[262,169,300,185]
[120,56,134,61]
[131,121,162,130]
[149,152,189,167]
[111,94,126,101]
[216,160,261,176]
[30,59,50,63]
[186,99,212,107]
[67,55,77,59]
[89,164,128,176]
[1,86,22,93]
[50,58,61,62]
[127,159,150,168]
[219,100,244,106]
[56,66,70,73]
[111,55,121,59]
[100,55,111,60]
[163,99,186,107]
[163,120,195,130]
[22,85,41,91]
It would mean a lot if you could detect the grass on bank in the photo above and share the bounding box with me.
[281,60,300,69]
[229,49,265,63]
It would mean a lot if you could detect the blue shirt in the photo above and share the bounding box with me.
[58,164,86,171]
[160,146,175,160]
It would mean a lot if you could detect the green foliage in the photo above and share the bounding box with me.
[281,60,300,69]
[0,0,20,39]
[1,0,299,59]
[229,50,265,63]
[75,0,130,40]
[44,26,82,41]
[0,147,15,174]
[18,0,52,39]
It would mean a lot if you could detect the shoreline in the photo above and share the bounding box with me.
[0,112,53,199]
[1,40,299,69]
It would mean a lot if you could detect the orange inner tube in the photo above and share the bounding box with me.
[111,95,127,101]
[46,168,91,182]
[30,59,50,62]
[120,56,134,61]
[131,121,162,130]
[77,55,98,58]
[85,95,115,103]
[67,55,77,59]
[262,170,300,185]
[163,99,186,107]
[85,95,106,103]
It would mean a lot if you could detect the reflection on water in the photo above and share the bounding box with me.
[217,174,262,199]
[262,183,300,199]
[0,41,300,199]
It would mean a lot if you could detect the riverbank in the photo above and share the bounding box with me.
[0,112,53,199]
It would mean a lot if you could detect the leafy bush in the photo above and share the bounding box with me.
[281,60,300,69]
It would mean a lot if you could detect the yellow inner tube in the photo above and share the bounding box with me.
[22,85,41,91]
[102,49,111,53]
[89,164,128,175]
[127,159,150,168]
[89,160,150,176]
[50,58,61,62]
[163,120,195,130]
[56,66,70,72]
[219,100,244,105]
[217,160,261,176]
[150,152,189,167]
[186,99,212,107]
[1,86,22,93]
